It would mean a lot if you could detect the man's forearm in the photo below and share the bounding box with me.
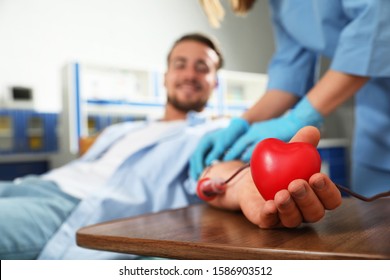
[199,160,255,211]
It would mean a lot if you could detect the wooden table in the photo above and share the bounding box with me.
[76,198,390,259]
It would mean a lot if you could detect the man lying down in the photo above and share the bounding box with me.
[0,33,341,260]
[0,33,224,260]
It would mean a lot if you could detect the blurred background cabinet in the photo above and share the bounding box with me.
[0,109,58,180]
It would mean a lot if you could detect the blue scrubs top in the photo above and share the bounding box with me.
[267,0,390,193]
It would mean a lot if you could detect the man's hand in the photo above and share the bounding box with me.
[201,126,342,229]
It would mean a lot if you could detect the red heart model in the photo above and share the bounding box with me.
[250,138,321,201]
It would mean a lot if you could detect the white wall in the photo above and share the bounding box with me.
[0,0,274,112]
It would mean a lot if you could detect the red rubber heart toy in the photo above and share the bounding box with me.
[250,138,321,201]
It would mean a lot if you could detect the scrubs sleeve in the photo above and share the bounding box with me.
[266,3,318,98]
[331,0,390,77]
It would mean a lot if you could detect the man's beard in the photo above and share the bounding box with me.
[167,94,207,113]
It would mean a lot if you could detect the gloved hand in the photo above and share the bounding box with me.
[224,96,324,162]
[190,117,250,180]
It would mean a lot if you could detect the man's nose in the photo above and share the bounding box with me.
[182,66,197,78]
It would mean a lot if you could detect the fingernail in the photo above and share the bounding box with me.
[313,178,326,190]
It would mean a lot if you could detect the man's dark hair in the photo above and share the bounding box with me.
[167,33,224,70]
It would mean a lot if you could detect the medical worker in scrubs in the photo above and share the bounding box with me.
[192,0,390,196]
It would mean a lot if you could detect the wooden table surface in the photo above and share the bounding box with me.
[76,198,390,260]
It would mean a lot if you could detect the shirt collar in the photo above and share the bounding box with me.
[186,111,208,126]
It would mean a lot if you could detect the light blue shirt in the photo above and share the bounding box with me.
[38,113,228,259]
[267,1,390,178]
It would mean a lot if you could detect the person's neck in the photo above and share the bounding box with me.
[161,107,188,121]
